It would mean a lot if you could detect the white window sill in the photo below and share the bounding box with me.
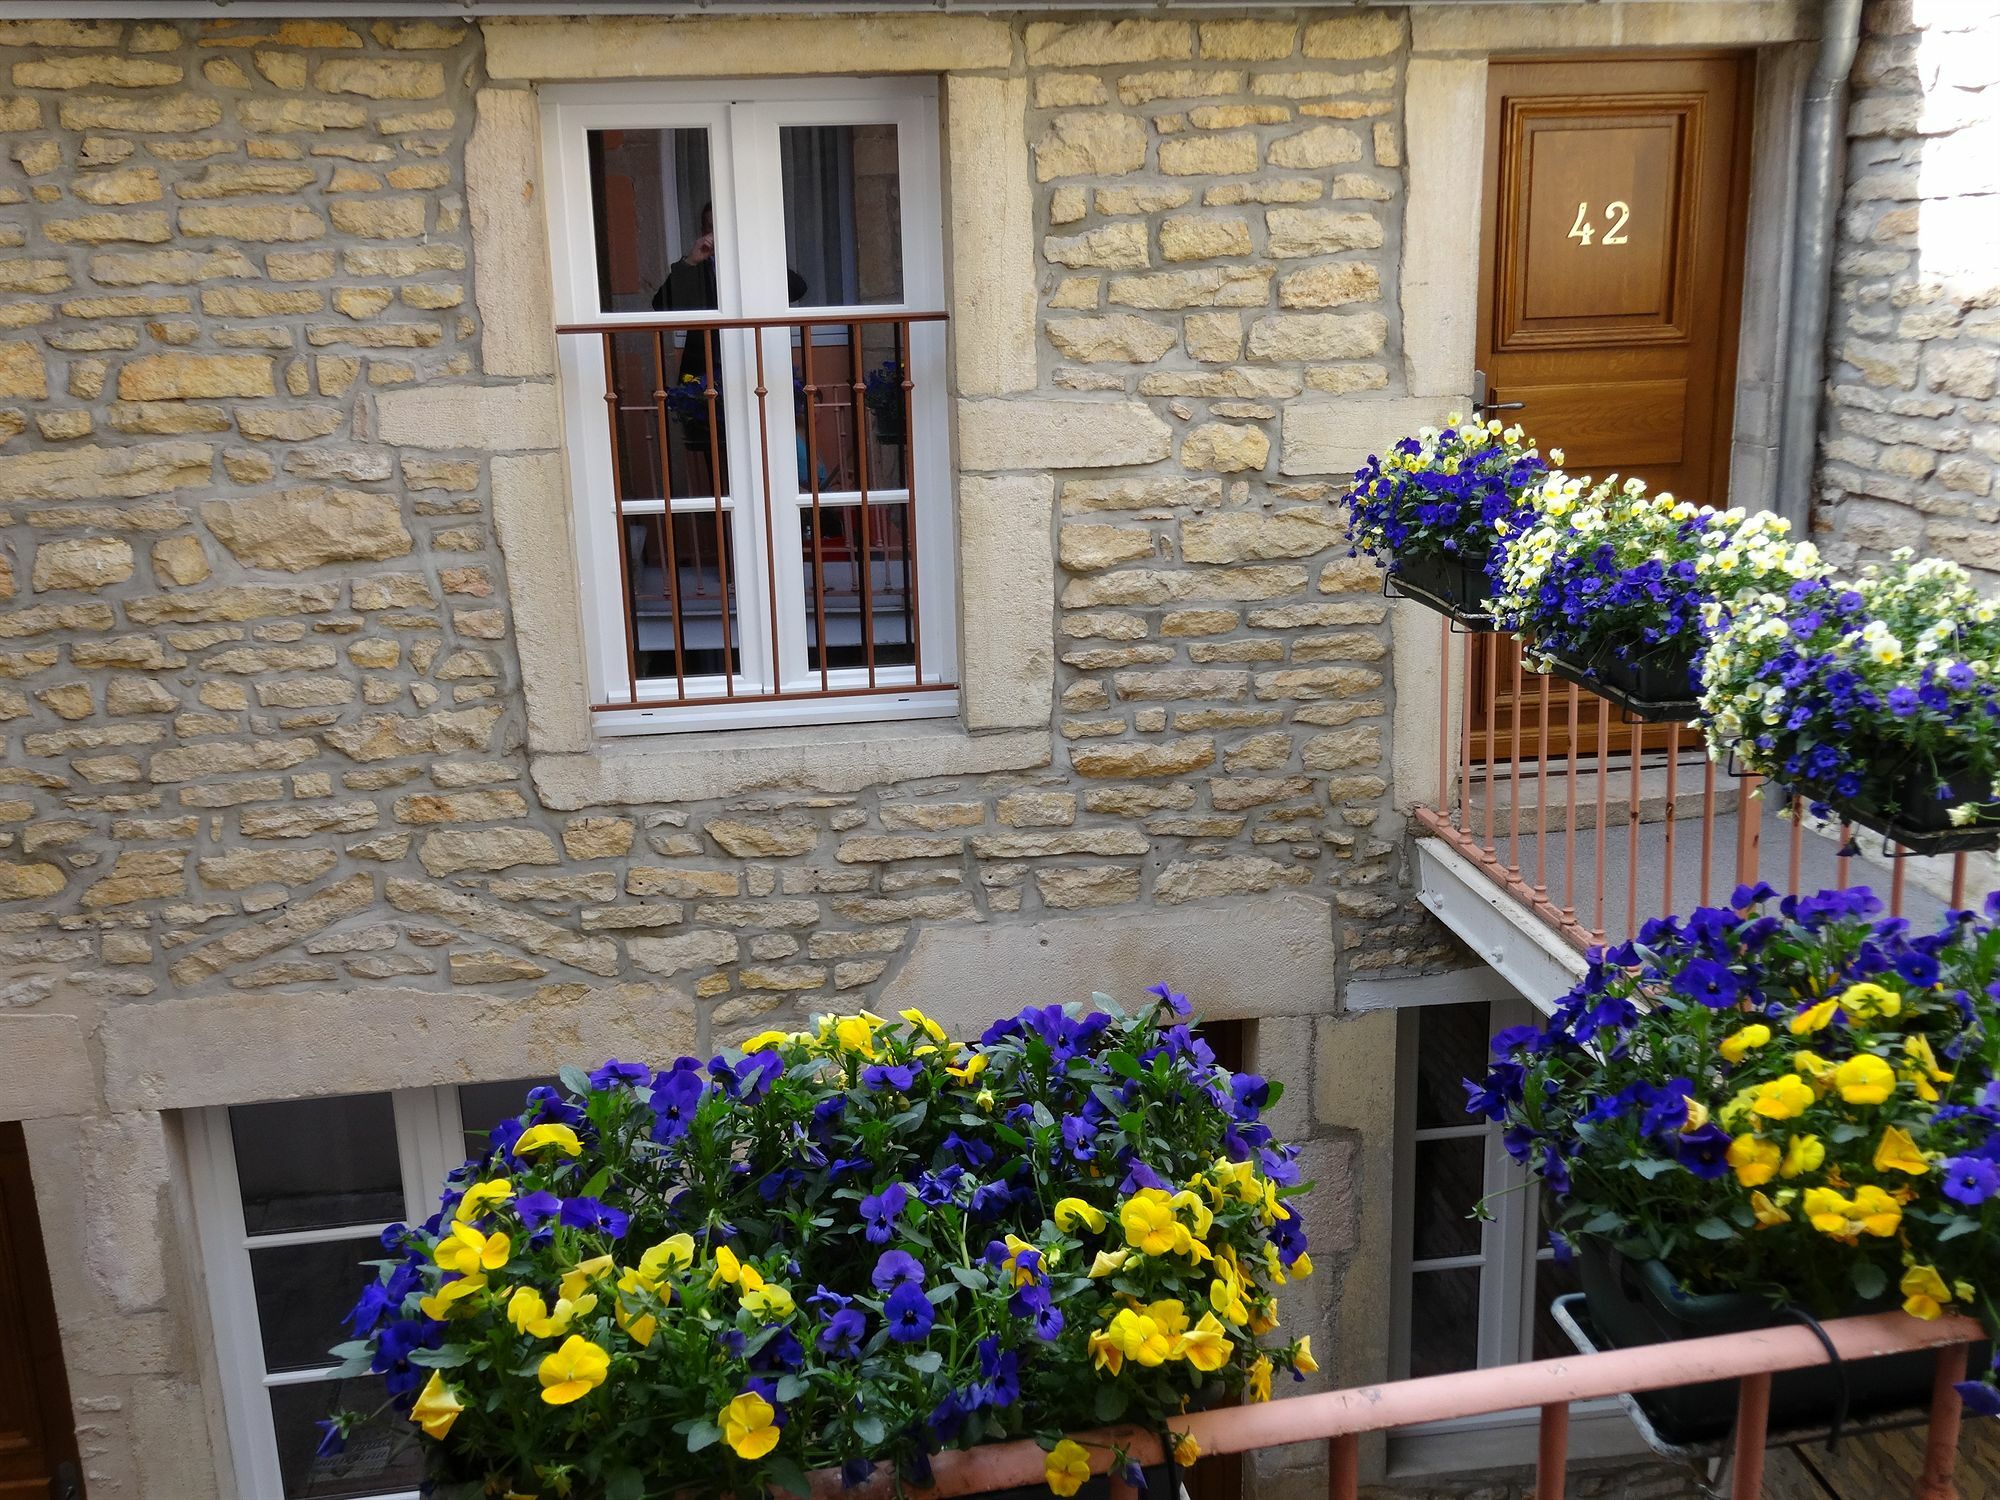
[529,715,1051,808]
[593,688,960,737]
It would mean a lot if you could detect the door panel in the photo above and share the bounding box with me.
[0,1124,82,1499]
[1472,55,1752,758]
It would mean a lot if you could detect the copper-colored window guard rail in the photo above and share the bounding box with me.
[1412,617,1985,941]
[556,311,951,714]
[816,1312,1982,1500]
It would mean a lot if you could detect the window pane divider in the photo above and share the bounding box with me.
[239,1220,398,1251]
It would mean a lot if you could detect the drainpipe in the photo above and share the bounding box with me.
[1774,0,1865,532]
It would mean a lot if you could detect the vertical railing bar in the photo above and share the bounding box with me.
[1951,852,1968,911]
[1837,821,1853,891]
[802,326,831,693]
[1458,631,1475,838]
[1437,615,1451,814]
[649,330,689,701]
[601,331,642,709]
[1534,669,1551,900]
[1788,794,1805,897]
[1592,691,1610,941]
[1328,1433,1359,1500]
[701,327,735,699]
[1483,642,1499,853]
[1662,720,1679,919]
[897,317,923,686]
[1626,727,1642,941]
[1918,1342,1969,1500]
[1734,774,1762,898]
[1562,681,1579,923]
[849,321,878,689]
[1728,1372,1771,1500]
[1534,1402,1569,1500]
[752,332,782,698]
[1507,649,1525,877]
[1700,755,1718,908]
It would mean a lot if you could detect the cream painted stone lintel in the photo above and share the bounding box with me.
[101,983,700,1114]
[1280,394,1456,479]
[467,87,558,381]
[946,74,1038,398]
[1408,0,1817,54]
[481,15,1015,81]
[0,1014,95,1122]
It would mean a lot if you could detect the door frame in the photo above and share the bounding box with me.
[0,1122,82,1500]
[1387,3,1819,819]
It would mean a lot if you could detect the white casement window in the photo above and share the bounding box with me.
[188,1081,549,1500]
[1387,1000,1639,1474]
[542,80,957,736]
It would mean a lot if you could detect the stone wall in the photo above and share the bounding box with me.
[0,13,1434,1497]
[1813,0,2000,583]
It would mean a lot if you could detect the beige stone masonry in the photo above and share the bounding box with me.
[482,14,1014,80]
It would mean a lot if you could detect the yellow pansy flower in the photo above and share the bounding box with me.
[1751,1075,1815,1121]
[418,1273,485,1321]
[1835,1054,1896,1105]
[435,1223,511,1276]
[454,1178,514,1223]
[1105,1308,1171,1367]
[1904,1034,1952,1084]
[513,1123,582,1158]
[1146,1299,1189,1340]
[898,1007,947,1045]
[1901,1264,1951,1321]
[1177,1310,1234,1373]
[1045,1439,1091,1498]
[1055,1197,1107,1234]
[1792,1050,1837,1085]
[1839,982,1902,1019]
[1780,1134,1824,1179]
[1089,1248,1130,1279]
[1087,1328,1124,1374]
[1293,1335,1319,1375]
[1172,1433,1201,1467]
[721,1389,782,1460]
[1681,1098,1712,1133]
[742,1280,795,1319]
[636,1234,696,1282]
[710,1245,745,1288]
[1120,1191,1181,1256]
[947,1052,989,1085]
[1247,1353,1273,1403]
[832,1013,881,1057]
[508,1286,588,1339]
[1749,1191,1790,1228]
[1874,1125,1929,1175]
[740,1030,792,1053]
[1170,1188,1215,1240]
[1789,999,1840,1036]
[1718,1024,1772,1064]
[537,1335,610,1406]
[560,1254,615,1306]
[409,1369,464,1440]
[1210,1273,1249,1325]
[1291,1252,1314,1279]
[1726,1134,1780,1187]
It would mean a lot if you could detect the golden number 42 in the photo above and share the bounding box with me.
[1566,200,1631,247]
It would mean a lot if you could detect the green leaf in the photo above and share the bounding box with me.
[1851,1261,1888,1301]
[1694,1217,1736,1242]
[579,1163,612,1199]
[775,1374,808,1403]
[1631,1157,1679,1180]
[950,1265,990,1291]
[906,1350,943,1373]
[1262,1079,1284,1109]
[765,1455,812,1499]
[1104,1051,1145,1082]
[686,1420,723,1453]
[327,1340,374,1361]
[1940,1217,1982,1242]
[407,1345,472,1368]
[605,1469,646,1500]
[1829,1121,1869,1144]
[558,1064,594,1098]
[854,1414,886,1448]
[1093,1383,1130,1423]
[1582,1210,1624,1234]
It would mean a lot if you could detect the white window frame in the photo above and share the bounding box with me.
[1386,998,1644,1476]
[541,78,958,737]
[187,1088,507,1500]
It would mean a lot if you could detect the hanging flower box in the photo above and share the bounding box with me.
[1701,551,2000,854]
[324,992,1317,1500]
[1468,884,2000,1436]
[1541,639,1702,724]
[1341,416,1550,631]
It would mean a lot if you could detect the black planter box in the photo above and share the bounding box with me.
[1780,760,2000,857]
[1578,1244,1973,1445]
[1385,551,1499,630]
[1540,641,1700,723]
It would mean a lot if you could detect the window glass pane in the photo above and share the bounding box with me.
[251,1237,385,1374]
[630,511,740,687]
[270,1375,426,1500]
[603,328,731,508]
[457,1077,559,1156]
[587,127,715,315]
[1408,1266,1482,1378]
[801,502,913,675]
[1411,1137,1486,1259]
[780,122,902,307]
[1531,1249,1584,1361]
[1414,1001,1495,1130]
[796,322,910,496]
[231,1095,402,1236]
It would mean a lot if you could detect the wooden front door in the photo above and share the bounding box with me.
[0,1125,81,1500]
[1471,54,1752,757]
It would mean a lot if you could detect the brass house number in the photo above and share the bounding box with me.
[1566,200,1632,247]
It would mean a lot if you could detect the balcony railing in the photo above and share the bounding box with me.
[556,310,951,716]
[817,1311,1982,1500]
[1412,616,1984,952]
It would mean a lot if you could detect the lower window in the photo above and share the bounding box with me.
[188,1081,548,1500]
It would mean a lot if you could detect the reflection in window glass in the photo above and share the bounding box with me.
[781,123,902,307]
[1411,1137,1486,1259]
[1409,1266,1482,1377]
[251,1238,386,1374]
[270,1375,426,1500]
[457,1077,559,1155]
[587,127,714,315]
[631,511,740,685]
[795,322,910,495]
[231,1095,402,1235]
[801,502,913,674]
[1413,1002,1493,1130]
[1532,1251,1584,1361]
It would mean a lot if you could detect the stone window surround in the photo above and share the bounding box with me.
[462,14,1053,809]
[1386,0,1820,815]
